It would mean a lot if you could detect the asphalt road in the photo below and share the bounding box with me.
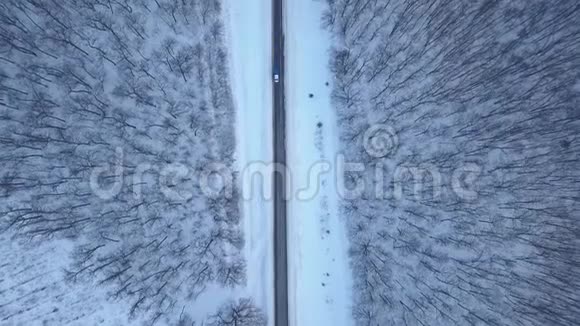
[272,0,288,325]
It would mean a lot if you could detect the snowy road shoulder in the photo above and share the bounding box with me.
[224,0,274,325]
[285,0,354,325]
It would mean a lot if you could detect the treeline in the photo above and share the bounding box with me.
[0,0,245,324]
[324,0,580,325]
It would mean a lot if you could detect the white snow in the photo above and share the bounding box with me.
[0,236,141,325]
[224,0,274,325]
[285,1,354,326]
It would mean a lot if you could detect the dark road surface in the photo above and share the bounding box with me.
[272,0,288,325]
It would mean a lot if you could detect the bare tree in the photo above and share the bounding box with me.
[0,0,246,324]
[325,0,580,325]
[207,298,267,326]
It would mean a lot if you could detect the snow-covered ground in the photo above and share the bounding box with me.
[224,2,354,325]
[285,1,354,326]
[0,236,140,325]
[224,0,274,325]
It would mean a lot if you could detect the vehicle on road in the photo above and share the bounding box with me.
[273,62,280,83]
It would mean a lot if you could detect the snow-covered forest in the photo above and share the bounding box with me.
[324,0,580,325]
[0,0,263,324]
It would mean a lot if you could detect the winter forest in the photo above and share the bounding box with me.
[1,0,579,325]
[325,0,579,325]
[0,0,265,325]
